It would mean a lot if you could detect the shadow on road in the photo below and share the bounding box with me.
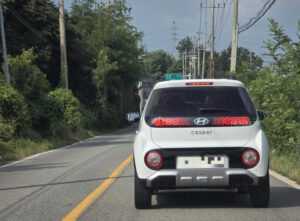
[154,187,300,209]
[0,175,134,191]
[0,163,69,172]
[68,140,133,149]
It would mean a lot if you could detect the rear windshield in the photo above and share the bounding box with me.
[145,86,257,126]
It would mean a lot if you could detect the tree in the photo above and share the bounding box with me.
[176,37,194,58]
[216,47,263,74]
[263,18,291,69]
[142,50,178,80]
[2,0,61,87]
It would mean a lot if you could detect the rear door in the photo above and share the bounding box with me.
[144,85,257,148]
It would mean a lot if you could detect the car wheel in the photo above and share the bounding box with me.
[250,173,270,208]
[134,170,151,209]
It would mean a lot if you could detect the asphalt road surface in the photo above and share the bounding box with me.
[0,124,299,221]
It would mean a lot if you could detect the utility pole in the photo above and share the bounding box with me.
[192,41,197,79]
[201,27,207,79]
[230,0,239,72]
[106,0,110,7]
[182,53,185,79]
[59,0,68,89]
[209,0,215,79]
[197,33,201,78]
[184,51,187,79]
[250,51,253,67]
[171,21,178,55]
[0,1,10,85]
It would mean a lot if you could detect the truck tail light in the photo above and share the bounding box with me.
[242,149,260,167]
[145,151,163,169]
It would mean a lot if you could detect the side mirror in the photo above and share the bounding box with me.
[257,110,265,121]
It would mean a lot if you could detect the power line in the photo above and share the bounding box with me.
[199,1,203,34]
[215,1,226,43]
[216,0,233,46]
[6,6,59,49]
[239,0,276,34]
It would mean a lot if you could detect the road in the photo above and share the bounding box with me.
[0,124,299,221]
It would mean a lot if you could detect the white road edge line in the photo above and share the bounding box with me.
[270,169,300,190]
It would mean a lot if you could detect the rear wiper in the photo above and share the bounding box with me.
[199,108,233,113]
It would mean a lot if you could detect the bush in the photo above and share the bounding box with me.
[0,84,28,135]
[43,88,82,136]
[0,115,14,141]
[8,49,50,101]
[8,49,51,132]
[80,104,97,129]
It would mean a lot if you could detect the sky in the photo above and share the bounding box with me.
[53,0,300,60]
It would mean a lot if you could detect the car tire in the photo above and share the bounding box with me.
[134,170,151,209]
[250,173,270,208]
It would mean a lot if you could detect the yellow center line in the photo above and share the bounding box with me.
[62,154,133,221]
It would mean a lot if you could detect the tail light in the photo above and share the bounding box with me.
[145,151,163,169]
[152,118,191,127]
[151,116,251,127]
[186,82,213,86]
[242,149,259,167]
[212,117,250,126]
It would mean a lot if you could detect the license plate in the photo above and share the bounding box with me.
[177,155,227,169]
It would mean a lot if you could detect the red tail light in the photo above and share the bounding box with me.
[212,117,250,126]
[242,149,260,167]
[186,82,213,86]
[152,118,191,127]
[145,151,163,169]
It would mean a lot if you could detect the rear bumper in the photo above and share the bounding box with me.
[146,168,263,189]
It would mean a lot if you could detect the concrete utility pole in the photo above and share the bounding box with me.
[201,27,207,79]
[171,21,178,55]
[184,51,187,79]
[59,0,68,89]
[209,0,215,79]
[0,1,10,85]
[192,42,197,79]
[197,33,201,78]
[182,54,185,79]
[230,0,239,72]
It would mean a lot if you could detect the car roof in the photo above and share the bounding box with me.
[153,79,245,90]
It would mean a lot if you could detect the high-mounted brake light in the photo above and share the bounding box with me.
[152,117,191,127]
[212,116,250,126]
[145,151,163,169]
[186,82,213,86]
[242,149,260,167]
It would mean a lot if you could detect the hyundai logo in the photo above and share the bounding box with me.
[194,117,209,126]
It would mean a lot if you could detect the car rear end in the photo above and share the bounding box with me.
[133,79,269,208]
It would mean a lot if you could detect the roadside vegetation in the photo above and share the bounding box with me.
[231,19,300,183]
[0,0,140,164]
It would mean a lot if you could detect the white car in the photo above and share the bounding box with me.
[133,79,269,209]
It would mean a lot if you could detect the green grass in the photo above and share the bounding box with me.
[270,150,300,184]
[0,129,101,165]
